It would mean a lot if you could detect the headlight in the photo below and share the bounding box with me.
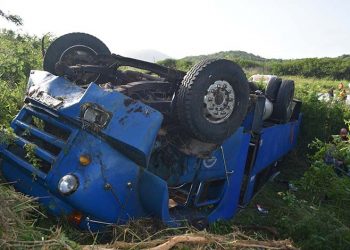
[58,174,79,195]
[81,103,111,129]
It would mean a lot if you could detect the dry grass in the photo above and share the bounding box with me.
[0,180,77,249]
[0,178,298,249]
[0,181,39,242]
[80,219,297,250]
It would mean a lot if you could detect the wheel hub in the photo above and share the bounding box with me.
[203,80,235,123]
[60,45,100,84]
[60,45,97,65]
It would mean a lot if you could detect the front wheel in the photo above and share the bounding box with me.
[43,32,111,84]
[176,59,250,143]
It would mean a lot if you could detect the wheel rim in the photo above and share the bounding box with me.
[59,45,100,84]
[203,80,235,124]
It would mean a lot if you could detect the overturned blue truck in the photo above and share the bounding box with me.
[0,33,301,231]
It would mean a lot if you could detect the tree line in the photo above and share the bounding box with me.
[158,55,350,80]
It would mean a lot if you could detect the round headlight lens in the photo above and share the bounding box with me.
[58,174,79,195]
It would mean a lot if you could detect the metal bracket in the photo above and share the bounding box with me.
[221,146,234,185]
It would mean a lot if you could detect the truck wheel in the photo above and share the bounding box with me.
[43,32,111,84]
[271,80,295,123]
[176,59,249,143]
[265,77,282,101]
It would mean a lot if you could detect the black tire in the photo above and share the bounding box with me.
[265,77,282,101]
[43,32,110,83]
[271,80,295,123]
[176,59,249,143]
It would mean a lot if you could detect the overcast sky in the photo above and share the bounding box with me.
[1,0,349,59]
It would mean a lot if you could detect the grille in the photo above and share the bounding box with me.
[5,106,74,175]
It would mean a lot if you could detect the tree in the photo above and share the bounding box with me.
[0,9,23,26]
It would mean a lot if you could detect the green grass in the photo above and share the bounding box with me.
[209,151,350,250]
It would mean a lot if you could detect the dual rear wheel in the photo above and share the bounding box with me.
[266,78,295,123]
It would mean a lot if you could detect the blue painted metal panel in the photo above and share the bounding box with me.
[1,129,152,226]
[252,119,301,176]
[27,71,163,167]
[45,130,150,223]
[14,136,55,164]
[0,148,47,180]
[23,107,73,132]
[1,160,73,216]
[0,79,166,229]
[138,169,175,225]
[13,120,66,149]
[242,116,302,204]
[166,128,249,187]
[197,127,248,181]
[208,131,251,222]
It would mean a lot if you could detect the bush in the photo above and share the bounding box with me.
[269,58,350,80]
[0,29,43,125]
[290,209,350,250]
[0,29,42,85]
[295,87,350,148]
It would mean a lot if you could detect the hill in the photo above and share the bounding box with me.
[181,51,350,65]
[158,51,350,80]
[182,50,268,63]
[122,49,171,62]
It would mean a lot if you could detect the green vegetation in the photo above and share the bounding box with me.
[228,144,350,249]
[159,51,350,80]
[0,126,16,146]
[1,28,350,249]
[0,30,43,124]
[292,76,350,147]
[24,143,41,169]
[270,58,350,80]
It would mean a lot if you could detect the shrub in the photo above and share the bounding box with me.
[0,29,43,125]
[296,90,350,148]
